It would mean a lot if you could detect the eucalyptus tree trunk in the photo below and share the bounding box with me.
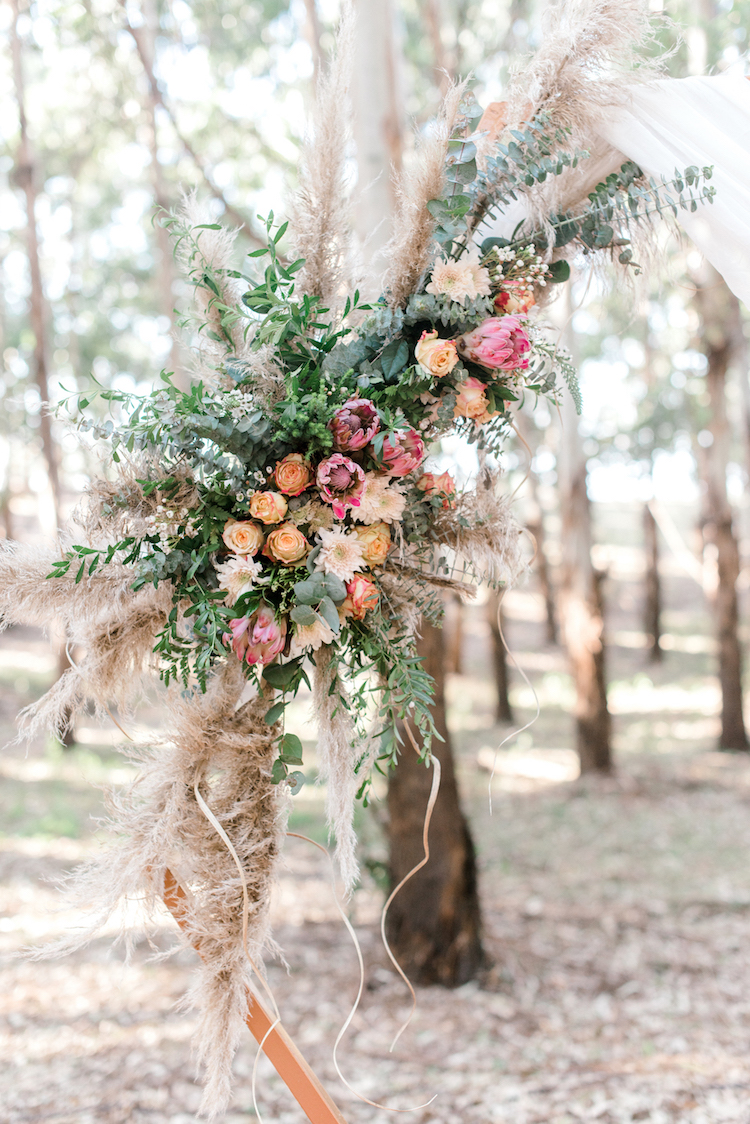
[643,502,662,663]
[386,619,485,986]
[485,590,513,723]
[691,266,748,751]
[10,0,61,529]
[556,311,612,774]
[142,0,181,382]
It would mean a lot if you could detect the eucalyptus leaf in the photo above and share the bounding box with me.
[290,603,320,627]
[317,596,341,634]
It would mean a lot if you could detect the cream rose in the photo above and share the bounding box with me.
[249,490,288,524]
[354,521,391,566]
[274,453,314,496]
[415,330,459,378]
[454,376,491,424]
[222,519,265,555]
[262,522,309,565]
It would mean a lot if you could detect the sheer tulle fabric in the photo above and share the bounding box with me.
[597,70,750,306]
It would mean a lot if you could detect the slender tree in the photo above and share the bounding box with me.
[485,589,513,723]
[643,502,662,662]
[691,265,748,750]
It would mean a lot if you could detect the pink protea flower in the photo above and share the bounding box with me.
[229,603,287,667]
[378,428,425,477]
[316,453,366,519]
[329,397,380,451]
[458,315,531,371]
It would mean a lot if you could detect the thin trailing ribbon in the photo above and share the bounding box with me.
[380,719,442,1055]
[287,830,437,1114]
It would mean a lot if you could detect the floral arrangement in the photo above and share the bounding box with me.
[2,2,716,1113]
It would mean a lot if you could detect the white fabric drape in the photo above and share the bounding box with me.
[596,70,750,306]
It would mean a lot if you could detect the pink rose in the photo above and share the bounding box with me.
[329,397,380,451]
[274,454,314,496]
[494,284,536,315]
[454,376,492,425]
[249,491,288,524]
[417,471,456,509]
[378,428,425,477]
[340,575,380,621]
[458,315,531,370]
[316,453,366,519]
[228,603,287,666]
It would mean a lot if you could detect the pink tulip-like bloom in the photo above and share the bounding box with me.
[459,315,531,371]
[316,453,366,519]
[329,397,380,451]
[379,428,425,477]
[229,603,287,666]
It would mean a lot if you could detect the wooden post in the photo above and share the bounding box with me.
[162,869,349,1124]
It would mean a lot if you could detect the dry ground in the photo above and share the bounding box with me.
[2,501,750,1124]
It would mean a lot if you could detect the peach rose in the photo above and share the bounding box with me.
[341,575,380,621]
[414,330,459,378]
[454,376,492,425]
[274,453,314,496]
[262,522,309,565]
[249,490,288,524]
[417,471,456,509]
[354,521,391,566]
[222,519,265,555]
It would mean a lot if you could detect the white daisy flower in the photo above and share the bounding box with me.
[214,554,264,604]
[314,527,365,582]
[289,616,336,657]
[352,473,407,525]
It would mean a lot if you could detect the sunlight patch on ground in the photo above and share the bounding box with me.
[476,747,580,790]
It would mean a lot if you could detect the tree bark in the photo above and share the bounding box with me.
[10,0,61,529]
[556,304,612,774]
[485,590,513,723]
[386,619,485,986]
[691,266,748,751]
[443,593,463,675]
[643,502,662,663]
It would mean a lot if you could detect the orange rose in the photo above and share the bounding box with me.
[454,376,491,425]
[415,330,459,378]
[222,519,265,555]
[417,471,456,509]
[341,575,379,620]
[262,522,309,565]
[274,453,314,496]
[353,522,391,566]
[249,490,288,524]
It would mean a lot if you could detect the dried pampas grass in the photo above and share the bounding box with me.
[381,79,469,309]
[35,660,286,1119]
[312,646,360,893]
[437,469,527,588]
[289,1,357,308]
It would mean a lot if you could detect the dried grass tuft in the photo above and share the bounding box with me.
[312,646,359,893]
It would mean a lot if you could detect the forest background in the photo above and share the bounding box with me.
[3,1,750,1122]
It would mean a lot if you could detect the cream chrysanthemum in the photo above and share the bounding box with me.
[352,473,407,525]
[289,616,336,656]
[425,251,491,304]
[314,527,365,581]
[214,554,264,604]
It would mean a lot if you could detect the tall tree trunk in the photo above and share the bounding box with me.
[556,308,612,773]
[10,0,61,529]
[485,590,513,723]
[302,0,323,82]
[142,0,181,382]
[422,0,452,92]
[643,502,662,663]
[444,593,463,675]
[386,619,485,986]
[692,266,748,750]
[351,0,404,258]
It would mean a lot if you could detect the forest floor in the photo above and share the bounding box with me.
[3,502,750,1124]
